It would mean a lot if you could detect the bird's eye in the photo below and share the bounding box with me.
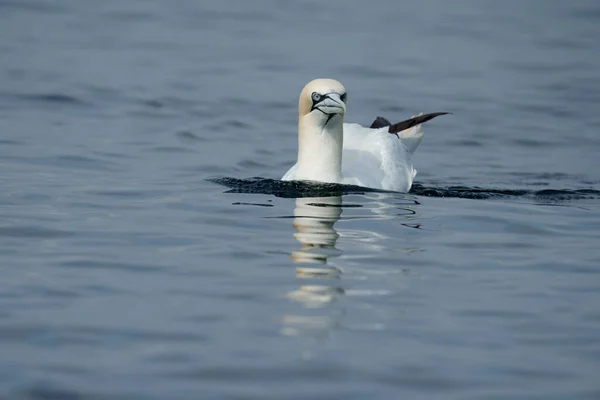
[311,92,322,102]
[340,93,347,103]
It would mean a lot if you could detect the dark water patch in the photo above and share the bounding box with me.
[491,366,573,381]
[80,84,122,99]
[149,146,194,154]
[232,202,273,207]
[255,148,278,156]
[19,286,82,300]
[168,363,472,393]
[189,8,272,23]
[570,5,600,21]
[1,154,120,172]
[511,138,555,148]
[1,92,90,107]
[38,363,91,377]
[0,0,65,13]
[237,159,269,169]
[450,139,484,147]
[207,119,253,130]
[131,96,212,119]
[410,184,528,199]
[137,96,198,110]
[0,324,206,348]
[91,150,135,160]
[121,140,155,146]
[304,202,364,208]
[209,177,600,202]
[532,189,600,202]
[175,130,207,143]
[103,9,158,23]
[208,177,385,198]
[456,309,536,320]
[511,101,577,119]
[498,60,575,74]
[89,189,165,198]
[139,98,164,108]
[537,36,594,51]
[505,172,582,182]
[0,226,72,239]
[67,325,208,343]
[411,184,600,201]
[127,109,181,120]
[169,364,353,382]
[175,165,232,177]
[79,284,126,296]
[58,260,168,273]
[0,139,25,145]
[53,155,118,171]
[12,386,84,400]
[67,201,140,211]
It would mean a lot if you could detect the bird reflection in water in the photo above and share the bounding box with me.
[281,196,346,339]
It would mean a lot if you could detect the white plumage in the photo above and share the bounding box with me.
[281,79,446,192]
[283,122,423,192]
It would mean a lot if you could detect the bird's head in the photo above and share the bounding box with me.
[298,79,347,126]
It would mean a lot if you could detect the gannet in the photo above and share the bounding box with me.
[281,78,448,192]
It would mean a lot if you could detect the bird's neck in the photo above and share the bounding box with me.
[295,114,343,183]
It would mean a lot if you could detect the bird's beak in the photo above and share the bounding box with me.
[315,93,346,115]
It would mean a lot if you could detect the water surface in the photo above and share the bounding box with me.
[1,0,600,399]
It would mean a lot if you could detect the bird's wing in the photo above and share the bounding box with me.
[369,116,392,129]
[367,112,449,154]
[387,112,449,134]
[342,123,415,192]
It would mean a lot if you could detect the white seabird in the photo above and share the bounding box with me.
[281,78,448,192]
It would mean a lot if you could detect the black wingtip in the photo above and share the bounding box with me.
[387,112,450,134]
[369,116,392,129]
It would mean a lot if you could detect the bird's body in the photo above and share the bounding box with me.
[283,122,421,192]
[281,79,447,192]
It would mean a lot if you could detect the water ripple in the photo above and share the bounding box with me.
[209,177,600,202]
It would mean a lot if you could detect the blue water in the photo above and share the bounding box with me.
[1,1,600,399]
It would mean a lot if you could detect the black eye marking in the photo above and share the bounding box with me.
[311,92,326,112]
[310,91,344,113]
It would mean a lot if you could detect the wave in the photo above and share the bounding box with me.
[208,177,600,201]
